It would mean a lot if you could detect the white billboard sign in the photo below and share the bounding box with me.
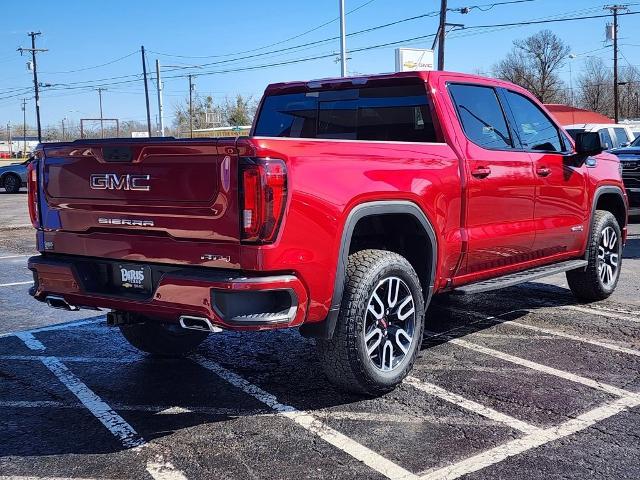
[131,131,149,138]
[395,48,435,72]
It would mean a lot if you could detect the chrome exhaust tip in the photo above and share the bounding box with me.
[45,295,79,311]
[179,315,223,333]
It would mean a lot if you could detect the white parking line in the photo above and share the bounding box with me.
[193,355,417,480]
[146,456,188,480]
[40,356,145,448]
[405,377,540,434]
[443,305,640,357]
[0,400,260,417]
[12,331,188,480]
[14,332,46,350]
[562,304,640,323]
[508,321,640,357]
[0,280,33,287]
[0,354,135,363]
[451,338,636,398]
[0,254,30,260]
[0,317,104,339]
[419,394,640,480]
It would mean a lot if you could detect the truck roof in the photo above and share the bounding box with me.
[263,70,518,96]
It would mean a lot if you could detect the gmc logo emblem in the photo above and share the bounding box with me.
[90,173,150,191]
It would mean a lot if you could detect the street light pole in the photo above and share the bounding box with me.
[96,88,105,138]
[21,99,26,155]
[568,53,576,106]
[155,59,165,136]
[155,63,202,138]
[339,0,347,77]
[189,74,195,138]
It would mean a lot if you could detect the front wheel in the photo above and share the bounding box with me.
[566,210,622,302]
[119,319,208,357]
[317,249,426,396]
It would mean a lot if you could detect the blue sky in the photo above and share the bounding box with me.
[0,0,638,129]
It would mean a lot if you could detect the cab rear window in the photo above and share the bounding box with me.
[254,84,437,143]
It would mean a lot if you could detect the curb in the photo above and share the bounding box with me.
[0,224,33,232]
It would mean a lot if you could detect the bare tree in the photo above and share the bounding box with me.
[619,66,640,120]
[576,57,613,118]
[494,29,570,104]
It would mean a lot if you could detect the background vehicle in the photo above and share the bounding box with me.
[27,71,628,395]
[610,135,640,216]
[566,123,636,150]
[0,158,30,193]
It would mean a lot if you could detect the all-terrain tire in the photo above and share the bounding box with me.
[119,320,208,357]
[317,249,426,396]
[566,210,622,302]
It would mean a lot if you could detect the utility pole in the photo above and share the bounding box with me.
[339,0,347,77]
[437,0,448,70]
[606,5,628,123]
[189,74,195,138]
[155,59,165,136]
[96,87,106,138]
[18,32,47,142]
[21,99,27,155]
[141,45,152,137]
[7,123,12,158]
[61,117,66,141]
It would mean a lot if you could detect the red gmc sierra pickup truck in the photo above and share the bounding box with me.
[27,71,628,395]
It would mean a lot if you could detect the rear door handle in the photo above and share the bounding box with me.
[536,166,552,177]
[471,166,491,179]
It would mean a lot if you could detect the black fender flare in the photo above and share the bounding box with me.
[586,185,628,258]
[299,200,438,339]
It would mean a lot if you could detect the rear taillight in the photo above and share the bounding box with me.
[27,160,40,229]
[241,158,287,243]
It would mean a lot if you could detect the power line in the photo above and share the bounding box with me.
[148,0,530,69]
[40,50,139,75]
[32,9,640,97]
[463,0,536,12]
[149,0,378,60]
[11,0,545,94]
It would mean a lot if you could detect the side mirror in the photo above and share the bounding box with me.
[575,132,605,156]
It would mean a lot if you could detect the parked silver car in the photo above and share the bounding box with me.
[0,158,30,193]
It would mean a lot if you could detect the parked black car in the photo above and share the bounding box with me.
[611,136,640,216]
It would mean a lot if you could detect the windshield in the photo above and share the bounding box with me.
[632,135,640,147]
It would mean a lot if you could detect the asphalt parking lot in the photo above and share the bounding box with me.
[1,191,639,480]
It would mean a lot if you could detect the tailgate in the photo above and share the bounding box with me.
[41,139,240,242]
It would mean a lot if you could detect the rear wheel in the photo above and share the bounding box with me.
[3,174,21,193]
[317,249,425,396]
[119,319,208,357]
[566,210,622,302]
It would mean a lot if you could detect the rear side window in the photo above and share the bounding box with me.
[599,129,614,150]
[448,84,513,150]
[254,84,437,143]
[504,91,563,152]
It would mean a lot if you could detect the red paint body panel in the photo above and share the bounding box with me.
[28,71,628,332]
